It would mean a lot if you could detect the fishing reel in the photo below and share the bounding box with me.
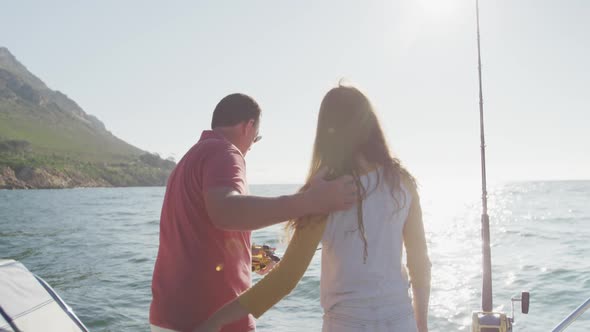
[472,292,530,332]
[251,244,280,272]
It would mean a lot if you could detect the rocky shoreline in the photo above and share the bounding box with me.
[0,166,110,189]
[0,165,170,189]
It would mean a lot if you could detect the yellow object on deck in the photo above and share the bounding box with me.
[251,244,280,272]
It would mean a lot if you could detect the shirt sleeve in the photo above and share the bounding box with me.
[238,218,327,318]
[403,182,432,289]
[201,146,247,194]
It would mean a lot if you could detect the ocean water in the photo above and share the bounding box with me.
[0,181,589,331]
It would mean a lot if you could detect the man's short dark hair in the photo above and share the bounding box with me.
[211,93,261,129]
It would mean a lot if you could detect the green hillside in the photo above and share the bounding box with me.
[0,98,141,163]
[0,47,174,189]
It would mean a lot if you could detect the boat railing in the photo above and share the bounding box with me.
[551,297,590,332]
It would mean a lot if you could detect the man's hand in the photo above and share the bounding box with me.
[303,168,356,215]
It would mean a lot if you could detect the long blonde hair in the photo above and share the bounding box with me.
[286,84,416,262]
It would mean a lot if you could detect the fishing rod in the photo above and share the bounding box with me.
[471,1,529,331]
[476,0,493,314]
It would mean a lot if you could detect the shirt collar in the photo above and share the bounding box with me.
[199,130,223,141]
[199,130,245,158]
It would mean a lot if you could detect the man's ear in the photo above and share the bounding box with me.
[238,120,250,135]
[245,119,255,134]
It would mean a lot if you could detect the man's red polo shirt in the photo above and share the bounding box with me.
[150,130,254,332]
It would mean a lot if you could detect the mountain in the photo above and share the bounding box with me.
[0,47,175,189]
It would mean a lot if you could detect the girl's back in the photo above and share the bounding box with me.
[320,168,417,330]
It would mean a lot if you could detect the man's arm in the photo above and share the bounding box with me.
[205,169,355,231]
[205,188,308,231]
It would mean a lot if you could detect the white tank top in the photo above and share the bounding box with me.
[320,168,414,320]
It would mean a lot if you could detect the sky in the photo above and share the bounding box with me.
[1,0,589,185]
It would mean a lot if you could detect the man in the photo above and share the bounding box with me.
[150,93,355,332]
